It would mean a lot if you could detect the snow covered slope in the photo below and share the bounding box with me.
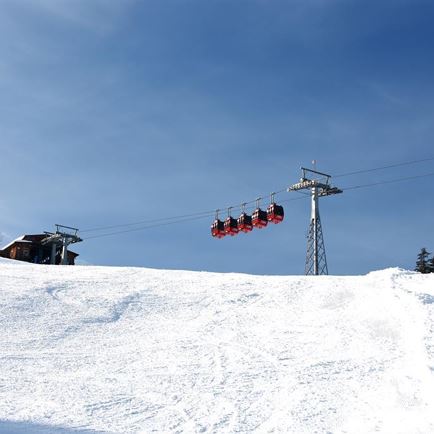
[1,259,434,434]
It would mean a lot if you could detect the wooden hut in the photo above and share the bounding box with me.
[0,234,79,265]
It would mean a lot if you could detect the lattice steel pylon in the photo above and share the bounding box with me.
[305,186,327,275]
[288,167,342,275]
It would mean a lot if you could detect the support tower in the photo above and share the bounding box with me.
[42,224,82,265]
[288,168,342,275]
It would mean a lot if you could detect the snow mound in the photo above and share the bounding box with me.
[0,263,433,433]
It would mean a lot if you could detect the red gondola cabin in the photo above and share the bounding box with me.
[252,208,268,228]
[211,219,226,238]
[267,203,284,224]
[237,213,253,233]
[224,216,239,236]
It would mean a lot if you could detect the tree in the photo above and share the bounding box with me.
[415,248,431,273]
[428,255,434,274]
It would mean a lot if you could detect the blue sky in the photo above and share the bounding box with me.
[0,0,433,275]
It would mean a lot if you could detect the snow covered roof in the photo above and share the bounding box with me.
[0,236,26,251]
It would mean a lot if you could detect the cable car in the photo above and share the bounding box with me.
[224,208,239,236]
[267,203,284,224]
[224,216,239,236]
[238,212,253,233]
[211,210,226,238]
[237,203,253,233]
[211,219,226,238]
[267,193,284,224]
[252,198,268,228]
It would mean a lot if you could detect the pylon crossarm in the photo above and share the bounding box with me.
[288,179,317,191]
[288,180,336,193]
[319,186,343,197]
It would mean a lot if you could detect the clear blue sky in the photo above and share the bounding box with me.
[1,0,433,275]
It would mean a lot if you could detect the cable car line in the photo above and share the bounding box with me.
[341,171,434,191]
[81,188,290,235]
[84,214,212,240]
[81,156,434,240]
[334,156,434,178]
[80,210,216,233]
[83,196,307,241]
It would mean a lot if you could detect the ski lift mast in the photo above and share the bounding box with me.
[42,224,82,265]
[288,167,342,275]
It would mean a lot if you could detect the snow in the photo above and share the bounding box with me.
[0,236,27,251]
[0,261,433,434]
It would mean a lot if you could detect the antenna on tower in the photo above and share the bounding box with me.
[288,166,342,275]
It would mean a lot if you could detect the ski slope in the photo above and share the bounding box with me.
[0,258,434,434]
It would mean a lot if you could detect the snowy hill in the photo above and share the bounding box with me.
[1,259,434,434]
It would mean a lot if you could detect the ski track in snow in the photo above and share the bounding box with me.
[0,258,434,433]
